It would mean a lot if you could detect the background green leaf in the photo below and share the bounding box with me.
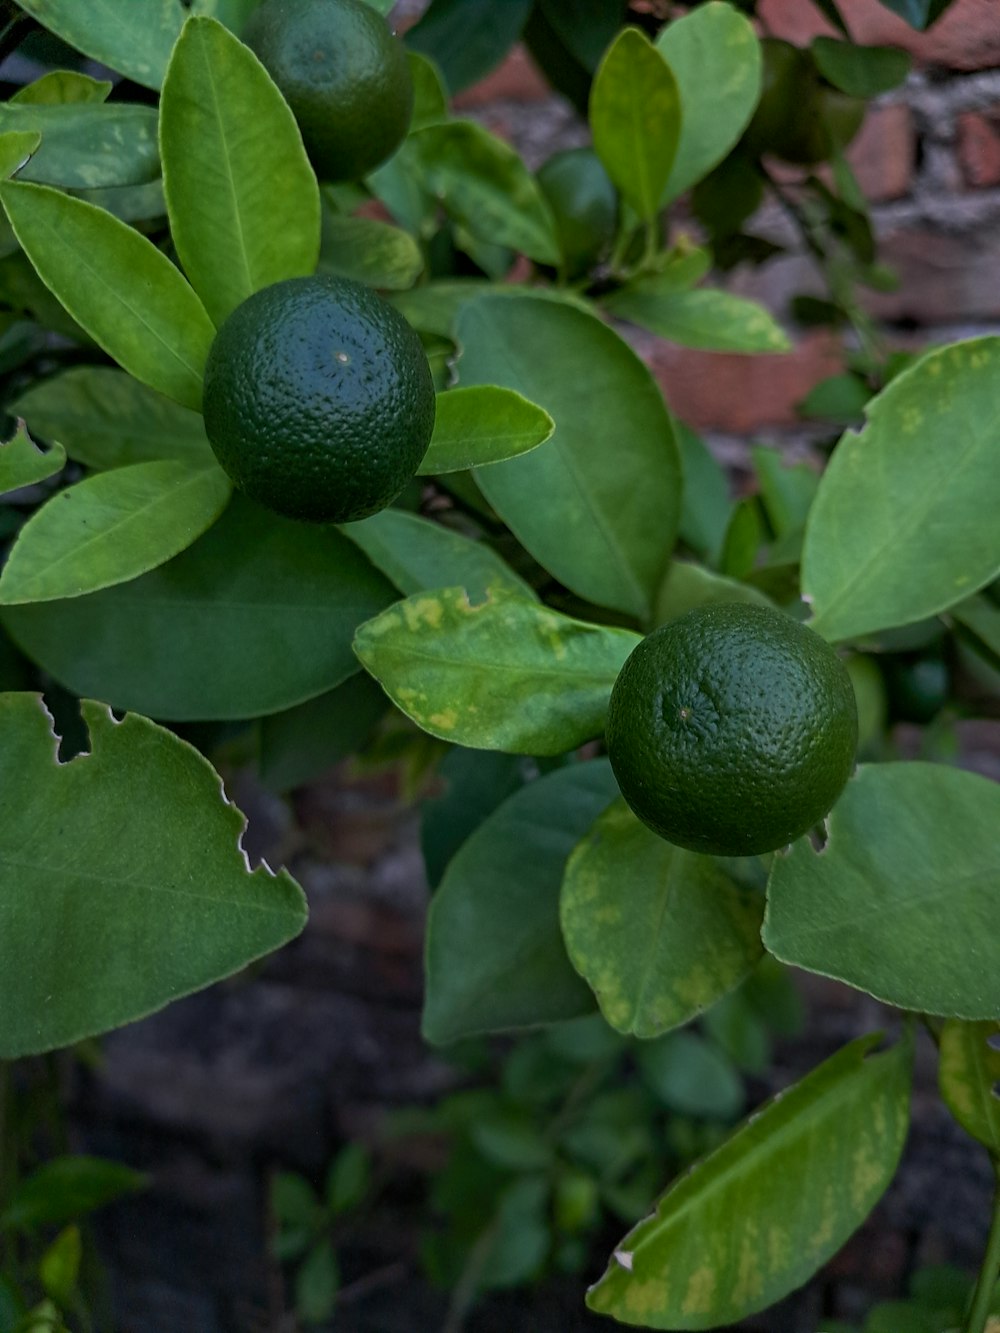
[655,2,762,203]
[0,462,230,604]
[455,293,681,621]
[318,207,423,290]
[13,367,214,471]
[561,799,764,1038]
[590,27,680,221]
[803,339,1000,642]
[605,286,789,352]
[1,1156,145,1232]
[938,1020,1000,1152]
[0,693,307,1057]
[343,508,535,600]
[11,72,112,106]
[764,763,1000,1018]
[160,16,321,327]
[422,760,619,1044]
[419,386,553,473]
[1,181,215,411]
[0,129,40,180]
[811,38,911,96]
[0,421,64,494]
[404,0,532,93]
[353,586,639,755]
[258,673,389,794]
[16,0,183,87]
[588,1033,912,1328]
[2,496,395,721]
[0,104,160,189]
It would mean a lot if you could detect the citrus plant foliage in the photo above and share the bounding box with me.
[0,0,993,1328]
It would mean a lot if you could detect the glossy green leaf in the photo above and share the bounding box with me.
[605,286,789,353]
[588,1032,912,1328]
[765,763,1000,1017]
[637,1031,744,1119]
[0,103,159,189]
[812,38,911,96]
[16,0,185,89]
[0,421,64,494]
[422,760,619,1044]
[412,120,560,264]
[421,747,527,888]
[343,508,535,600]
[0,181,214,411]
[258,672,388,793]
[1,1156,145,1231]
[160,16,320,326]
[0,130,40,180]
[419,386,553,474]
[404,0,532,93]
[389,278,490,338]
[318,208,422,290]
[675,423,730,563]
[190,0,261,27]
[0,693,307,1056]
[561,799,764,1038]
[590,28,680,221]
[68,179,166,225]
[804,339,1000,642]
[938,1020,1000,1152]
[11,71,112,105]
[13,367,213,471]
[455,293,680,620]
[655,2,762,202]
[751,445,819,538]
[2,496,395,721]
[353,585,639,755]
[0,462,230,604]
[653,561,771,627]
[951,591,1000,665]
[408,51,449,128]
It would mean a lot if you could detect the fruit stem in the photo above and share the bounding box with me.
[964,1157,1000,1333]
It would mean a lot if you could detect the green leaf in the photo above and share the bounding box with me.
[751,444,819,538]
[675,423,731,563]
[408,51,449,129]
[295,1240,340,1324]
[404,0,532,94]
[159,16,320,327]
[421,746,527,888]
[0,181,214,412]
[318,208,422,291]
[874,0,950,28]
[655,2,763,203]
[797,371,871,424]
[1,1155,145,1231]
[605,286,789,353]
[0,421,64,495]
[422,760,618,1044]
[271,1172,321,1229]
[764,763,1000,1018]
[0,694,307,1057]
[11,71,113,106]
[389,278,490,339]
[343,508,536,601]
[0,104,160,189]
[411,120,560,265]
[654,561,771,627]
[938,1020,1000,1152]
[38,1226,81,1308]
[0,462,231,604]
[326,1143,371,1215]
[589,28,680,222]
[15,0,185,90]
[353,585,639,755]
[561,800,765,1038]
[952,592,1000,666]
[13,367,214,471]
[258,672,388,793]
[2,495,395,721]
[587,1032,912,1328]
[0,130,40,180]
[472,1111,554,1171]
[455,293,681,621]
[637,1031,744,1119]
[419,386,553,474]
[812,39,911,97]
[804,339,1000,642]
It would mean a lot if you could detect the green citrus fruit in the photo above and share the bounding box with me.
[536,147,618,277]
[606,602,858,856]
[202,274,435,524]
[243,0,413,182]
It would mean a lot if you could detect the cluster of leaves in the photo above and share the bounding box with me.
[0,0,997,1330]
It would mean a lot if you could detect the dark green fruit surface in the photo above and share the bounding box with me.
[202,275,435,524]
[243,0,413,182]
[606,602,858,856]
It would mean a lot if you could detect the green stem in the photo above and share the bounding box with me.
[965,1158,1000,1333]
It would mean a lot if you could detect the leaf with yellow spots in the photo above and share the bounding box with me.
[587,1030,912,1329]
[804,336,1000,643]
[353,586,640,756]
[604,287,789,354]
[764,763,1000,1019]
[560,798,764,1038]
[939,1019,1000,1152]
